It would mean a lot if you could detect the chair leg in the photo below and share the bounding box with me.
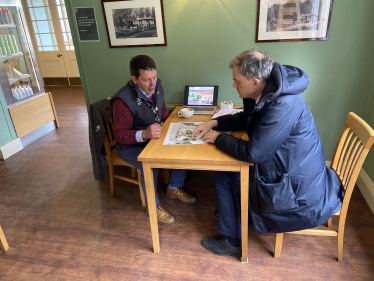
[163,169,169,185]
[274,233,283,258]
[131,167,137,178]
[108,161,114,195]
[0,225,9,251]
[338,229,344,262]
[138,170,146,207]
[326,217,332,228]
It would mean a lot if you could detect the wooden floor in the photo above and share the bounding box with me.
[1,86,374,280]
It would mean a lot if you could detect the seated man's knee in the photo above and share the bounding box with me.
[215,171,232,190]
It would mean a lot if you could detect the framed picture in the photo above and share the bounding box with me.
[101,0,167,48]
[256,0,334,42]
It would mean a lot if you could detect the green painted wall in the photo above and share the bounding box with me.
[66,0,374,162]
[0,86,17,147]
[363,77,374,179]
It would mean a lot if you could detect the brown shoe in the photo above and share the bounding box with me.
[167,187,197,204]
[146,205,175,225]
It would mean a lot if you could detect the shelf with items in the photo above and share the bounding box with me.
[0,4,44,107]
[0,24,15,29]
[9,74,30,85]
[2,52,23,61]
[0,6,14,26]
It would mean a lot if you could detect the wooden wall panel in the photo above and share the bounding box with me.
[8,93,57,138]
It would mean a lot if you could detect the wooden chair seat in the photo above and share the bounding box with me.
[274,112,374,262]
[104,117,169,207]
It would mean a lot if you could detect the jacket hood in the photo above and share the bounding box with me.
[255,63,309,110]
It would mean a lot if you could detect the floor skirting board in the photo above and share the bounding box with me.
[356,169,374,214]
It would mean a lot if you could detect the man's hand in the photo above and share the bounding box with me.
[202,130,220,143]
[192,120,218,139]
[143,123,162,139]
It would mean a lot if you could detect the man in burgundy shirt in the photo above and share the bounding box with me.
[111,55,196,225]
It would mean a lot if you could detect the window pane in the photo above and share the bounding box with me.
[67,32,72,44]
[59,19,65,32]
[38,46,43,51]
[52,34,57,45]
[64,19,70,32]
[62,32,67,44]
[36,21,52,33]
[32,21,38,33]
[30,8,35,20]
[35,34,41,46]
[27,0,33,7]
[61,5,67,18]
[55,4,73,49]
[40,33,53,45]
[55,0,60,5]
[54,46,58,50]
[30,0,47,7]
[43,46,54,51]
[33,7,51,20]
[57,6,62,18]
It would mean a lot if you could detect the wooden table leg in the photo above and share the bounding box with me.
[142,162,160,253]
[0,225,9,251]
[240,165,249,263]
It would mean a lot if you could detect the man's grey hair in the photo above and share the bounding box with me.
[229,49,273,82]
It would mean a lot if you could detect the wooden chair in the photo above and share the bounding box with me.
[274,112,374,262]
[7,58,20,72]
[0,225,9,251]
[103,118,169,207]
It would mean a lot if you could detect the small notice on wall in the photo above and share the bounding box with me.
[74,7,100,42]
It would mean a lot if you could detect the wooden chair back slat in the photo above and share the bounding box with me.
[339,134,357,181]
[336,130,354,176]
[343,144,364,190]
[331,113,374,196]
[342,140,362,186]
[331,125,349,170]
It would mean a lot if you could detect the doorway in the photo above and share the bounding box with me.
[22,0,80,86]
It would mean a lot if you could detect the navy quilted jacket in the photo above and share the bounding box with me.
[214,63,342,235]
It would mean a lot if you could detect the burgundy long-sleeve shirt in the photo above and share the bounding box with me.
[112,95,169,145]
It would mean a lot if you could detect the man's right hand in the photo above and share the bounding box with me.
[192,120,218,139]
[143,123,162,139]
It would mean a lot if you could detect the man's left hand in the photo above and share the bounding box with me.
[202,130,220,143]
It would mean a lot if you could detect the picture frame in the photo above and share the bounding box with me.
[101,0,167,48]
[256,0,334,43]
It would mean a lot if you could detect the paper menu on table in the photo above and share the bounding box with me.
[163,122,207,145]
[212,109,243,119]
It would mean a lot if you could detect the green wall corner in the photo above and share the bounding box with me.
[66,0,374,176]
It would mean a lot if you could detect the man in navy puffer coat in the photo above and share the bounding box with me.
[192,49,342,258]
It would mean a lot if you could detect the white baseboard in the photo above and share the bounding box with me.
[0,138,23,160]
[326,160,374,214]
[356,169,374,214]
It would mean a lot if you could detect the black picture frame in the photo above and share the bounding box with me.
[101,0,167,48]
[256,0,334,43]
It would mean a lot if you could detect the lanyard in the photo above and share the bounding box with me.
[130,81,163,125]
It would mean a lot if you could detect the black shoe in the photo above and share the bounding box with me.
[203,237,241,258]
[214,209,218,219]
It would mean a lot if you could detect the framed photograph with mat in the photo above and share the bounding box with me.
[256,0,334,42]
[101,0,167,48]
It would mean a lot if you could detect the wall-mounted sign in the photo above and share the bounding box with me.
[74,7,100,42]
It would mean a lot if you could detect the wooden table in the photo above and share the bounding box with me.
[138,107,252,263]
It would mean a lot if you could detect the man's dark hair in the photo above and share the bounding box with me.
[229,49,273,82]
[130,55,156,79]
